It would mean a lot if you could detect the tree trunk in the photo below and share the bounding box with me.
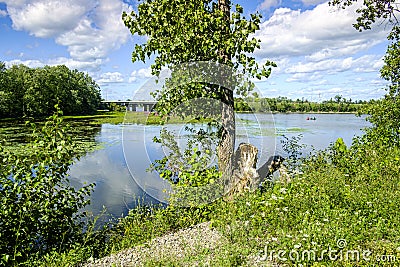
[218,87,235,179]
[218,0,231,64]
[217,0,236,195]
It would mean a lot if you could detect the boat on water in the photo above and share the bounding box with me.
[306,116,316,121]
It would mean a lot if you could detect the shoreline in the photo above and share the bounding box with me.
[0,110,364,123]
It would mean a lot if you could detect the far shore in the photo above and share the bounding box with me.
[0,110,366,124]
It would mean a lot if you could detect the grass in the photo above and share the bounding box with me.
[63,111,217,125]
[27,133,400,266]
[3,111,154,125]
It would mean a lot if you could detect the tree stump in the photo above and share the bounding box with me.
[224,143,260,200]
[224,143,289,201]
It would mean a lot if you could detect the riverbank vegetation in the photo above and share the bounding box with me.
[1,57,399,267]
[102,95,371,116]
[65,111,216,125]
[235,95,370,113]
[0,110,96,265]
[0,62,101,118]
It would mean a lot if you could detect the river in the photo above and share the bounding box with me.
[65,112,370,218]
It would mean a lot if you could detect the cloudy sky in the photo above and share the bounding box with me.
[0,0,391,101]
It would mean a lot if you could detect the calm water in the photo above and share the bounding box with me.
[67,112,370,217]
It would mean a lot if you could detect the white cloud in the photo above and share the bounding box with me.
[98,72,124,84]
[326,87,346,94]
[3,0,133,69]
[2,0,29,6]
[255,2,388,59]
[305,40,382,62]
[0,9,7,17]
[5,59,44,68]
[353,56,384,73]
[5,57,104,72]
[286,57,352,74]
[56,0,132,62]
[253,1,389,98]
[286,72,323,82]
[48,57,104,71]
[129,67,153,82]
[285,55,383,75]
[312,79,328,85]
[137,68,152,77]
[5,0,95,38]
[351,87,386,99]
[258,0,281,10]
[370,79,387,86]
[301,0,328,5]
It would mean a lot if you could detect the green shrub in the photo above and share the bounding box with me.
[0,108,94,265]
[209,135,400,265]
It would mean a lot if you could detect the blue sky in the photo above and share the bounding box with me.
[0,0,391,101]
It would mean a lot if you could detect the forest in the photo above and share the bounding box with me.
[0,62,101,118]
[234,95,370,113]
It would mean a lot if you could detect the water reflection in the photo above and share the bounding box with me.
[68,124,159,218]
[67,113,370,217]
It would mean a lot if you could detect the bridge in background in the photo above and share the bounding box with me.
[102,100,157,112]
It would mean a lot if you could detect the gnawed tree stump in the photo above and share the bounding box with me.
[225,143,260,201]
[224,143,289,201]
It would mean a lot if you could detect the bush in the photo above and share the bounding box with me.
[0,108,94,265]
[209,134,400,265]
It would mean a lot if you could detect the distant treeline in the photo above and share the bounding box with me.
[234,95,371,113]
[0,62,101,118]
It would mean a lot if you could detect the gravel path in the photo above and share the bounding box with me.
[83,222,225,266]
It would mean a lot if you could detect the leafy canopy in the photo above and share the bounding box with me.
[0,64,101,118]
[122,0,275,115]
[330,0,400,32]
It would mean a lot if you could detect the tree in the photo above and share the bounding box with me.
[330,0,400,33]
[4,64,31,117]
[330,0,400,145]
[0,64,101,118]
[0,109,94,265]
[123,0,275,189]
[366,31,400,145]
[0,62,7,117]
[334,94,342,103]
